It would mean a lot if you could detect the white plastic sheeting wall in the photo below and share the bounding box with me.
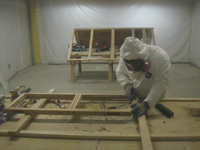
[37,0,193,64]
[0,0,32,90]
[191,0,200,68]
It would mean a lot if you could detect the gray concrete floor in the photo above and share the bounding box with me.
[0,63,200,98]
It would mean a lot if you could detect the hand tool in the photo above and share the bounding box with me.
[155,103,174,118]
[129,87,136,101]
[100,100,105,109]
[107,103,127,109]
[55,100,66,108]
[9,85,31,102]
[48,100,70,104]
[71,43,86,52]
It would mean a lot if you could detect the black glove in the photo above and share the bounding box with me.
[125,84,136,101]
[130,102,149,118]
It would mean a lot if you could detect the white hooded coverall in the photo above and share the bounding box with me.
[116,37,171,109]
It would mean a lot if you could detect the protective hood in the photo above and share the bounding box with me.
[120,37,148,60]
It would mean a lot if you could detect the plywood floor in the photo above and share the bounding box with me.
[1,97,200,150]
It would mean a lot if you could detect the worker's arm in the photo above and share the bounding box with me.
[130,58,171,117]
[116,58,137,100]
[116,58,131,89]
[144,58,171,109]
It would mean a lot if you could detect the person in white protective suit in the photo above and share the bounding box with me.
[116,37,171,118]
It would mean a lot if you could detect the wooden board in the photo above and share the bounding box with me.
[139,115,153,150]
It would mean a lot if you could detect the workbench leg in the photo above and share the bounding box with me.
[78,61,82,73]
[108,62,113,82]
[70,61,75,82]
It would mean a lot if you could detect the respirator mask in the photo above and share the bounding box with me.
[123,59,150,72]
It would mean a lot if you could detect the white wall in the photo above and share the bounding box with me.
[37,0,193,64]
[0,0,32,89]
[190,0,200,68]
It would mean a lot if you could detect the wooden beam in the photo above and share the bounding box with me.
[88,29,94,59]
[24,93,200,102]
[161,98,200,102]
[71,51,118,56]
[74,30,80,45]
[74,27,154,30]
[151,28,156,45]
[151,133,200,141]
[20,130,140,140]
[138,115,153,150]
[7,93,26,108]
[132,29,135,37]
[69,94,82,109]
[8,115,32,136]
[111,29,115,59]
[146,29,151,44]
[70,61,75,82]
[4,108,131,116]
[1,128,200,141]
[0,129,141,140]
[7,89,56,135]
[67,29,75,61]
[108,62,113,82]
[68,58,119,61]
[142,29,147,44]
[78,61,82,73]
[25,93,126,99]
[32,89,56,108]
[19,100,31,108]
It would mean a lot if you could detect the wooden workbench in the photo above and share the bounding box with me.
[67,28,156,82]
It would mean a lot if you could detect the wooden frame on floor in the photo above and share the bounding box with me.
[1,90,200,150]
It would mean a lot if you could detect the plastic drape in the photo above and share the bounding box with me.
[191,0,200,68]
[36,0,193,64]
[0,0,32,90]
